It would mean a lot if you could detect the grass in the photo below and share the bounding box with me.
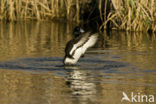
[0,0,155,32]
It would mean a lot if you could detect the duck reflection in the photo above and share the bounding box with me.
[65,66,97,102]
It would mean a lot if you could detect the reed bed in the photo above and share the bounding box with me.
[0,0,155,32]
[102,0,156,32]
[0,0,90,21]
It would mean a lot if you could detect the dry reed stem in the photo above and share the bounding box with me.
[104,0,156,32]
[0,0,155,32]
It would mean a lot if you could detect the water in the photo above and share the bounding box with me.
[0,21,156,104]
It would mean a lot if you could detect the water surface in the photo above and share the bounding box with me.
[0,21,156,104]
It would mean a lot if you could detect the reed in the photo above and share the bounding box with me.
[102,0,156,32]
[0,0,85,21]
[0,0,155,32]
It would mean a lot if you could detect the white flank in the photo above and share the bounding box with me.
[64,57,77,65]
[81,33,98,54]
[70,33,90,55]
[65,32,98,65]
[72,33,98,63]
[72,46,84,62]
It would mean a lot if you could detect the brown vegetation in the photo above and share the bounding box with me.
[0,0,89,21]
[0,0,155,32]
[102,0,156,32]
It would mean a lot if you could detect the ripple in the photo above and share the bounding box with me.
[0,57,129,72]
[0,57,63,71]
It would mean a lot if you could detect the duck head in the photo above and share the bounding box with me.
[73,26,85,37]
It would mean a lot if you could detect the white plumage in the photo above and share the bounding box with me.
[64,32,98,65]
